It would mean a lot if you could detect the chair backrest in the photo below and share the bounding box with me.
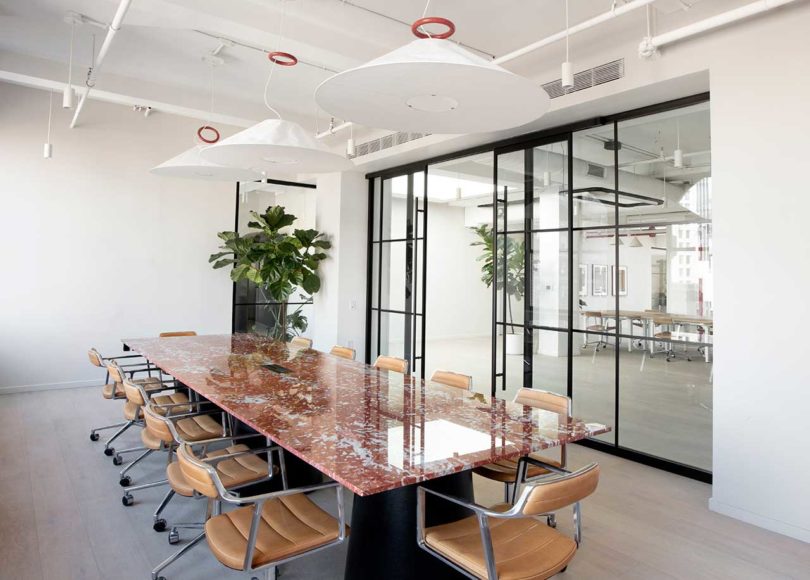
[123,377,147,407]
[430,370,472,391]
[330,345,356,360]
[159,331,197,338]
[143,404,175,443]
[374,355,408,374]
[513,388,571,417]
[583,311,602,318]
[88,348,104,367]
[106,360,125,385]
[520,463,600,516]
[290,336,313,349]
[177,443,220,499]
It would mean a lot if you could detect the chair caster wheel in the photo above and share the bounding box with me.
[104,447,115,456]
[561,566,568,573]
[119,476,132,487]
[112,455,123,466]
[153,519,167,532]
[547,515,557,528]
[122,493,134,507]
[90,432,100,442]
[168,529,180,545]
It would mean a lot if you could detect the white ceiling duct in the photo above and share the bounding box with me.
[151,146,262,181]
[315,18,550,134]
[200,119,352,173]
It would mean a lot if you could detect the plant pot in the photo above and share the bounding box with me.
[505,333,523,355]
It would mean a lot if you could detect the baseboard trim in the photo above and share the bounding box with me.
[0,379,101,395]
[709,498,810,543]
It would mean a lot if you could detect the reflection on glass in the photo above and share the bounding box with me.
[532,142,568,230]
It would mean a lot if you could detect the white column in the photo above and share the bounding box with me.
[309,171,368,356]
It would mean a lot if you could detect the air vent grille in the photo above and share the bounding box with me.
[587,163,605,178]
[351,131,430,159]
[543,59,624,99]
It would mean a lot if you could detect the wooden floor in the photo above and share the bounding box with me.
[1,387,808,580]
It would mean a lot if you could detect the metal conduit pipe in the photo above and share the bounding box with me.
[70,0,133,128]
[639,0,802,56]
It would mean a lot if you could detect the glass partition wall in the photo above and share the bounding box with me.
[366,95,712,480]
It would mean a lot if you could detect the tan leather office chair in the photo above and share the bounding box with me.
[143,403,278,551]
[99,359,165,459]
[418,463,600,580]
[87,347,158,446]
[290,336,313,349]
[150,443,347,580]
[651,317,691,362]
[430,370,473,391]
[474,389,571,505]
[159,331,197,338]
[581,311,615,351]
[374,355,408,374]
[330,345,356,360]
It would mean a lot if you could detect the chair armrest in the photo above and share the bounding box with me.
[418,486,517,519]
[220,480,340,506]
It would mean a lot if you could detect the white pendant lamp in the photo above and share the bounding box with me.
[151,145,261,181]
[202,51,352,173]
[43,90,54,159]
[315,17,550,134]
[561,0,574,90]
[629,236,643,248]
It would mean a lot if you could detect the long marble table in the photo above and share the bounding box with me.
[123,333,610,579]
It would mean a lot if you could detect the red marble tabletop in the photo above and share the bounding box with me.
[123,334,610,496]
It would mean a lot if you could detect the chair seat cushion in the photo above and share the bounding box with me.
[175,414,222,442]
[474,456,562,484]
[151,392,191,415]
[167,444,266,496]
[102,376,162,399]
[205,493,346,570]
[424,505,576,580]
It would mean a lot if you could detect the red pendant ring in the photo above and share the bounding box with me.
[197,125,220,144]
[411,17,455,39]
[268,51,298,66]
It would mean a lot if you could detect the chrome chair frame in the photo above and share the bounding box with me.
[88,349,154,444]
[152,444,337,580]
[417,463,598,580]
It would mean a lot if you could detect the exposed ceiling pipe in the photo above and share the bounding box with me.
[639,0,802,57]
[70,0,133,128]
[492,0,657,65]
[315,0,656,140]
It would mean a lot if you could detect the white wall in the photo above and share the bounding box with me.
[706,7,810,543]
[426,201,492,341]
[0,82,234,392]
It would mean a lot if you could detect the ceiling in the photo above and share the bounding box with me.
[0,0,731,139]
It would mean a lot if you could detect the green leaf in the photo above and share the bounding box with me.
[302,273,320,294]
[212,258,235,269]
[208,251,231,263]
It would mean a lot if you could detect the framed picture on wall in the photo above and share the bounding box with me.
[592,264,608,296]
[612,265,628,296]
[579,264,588,296]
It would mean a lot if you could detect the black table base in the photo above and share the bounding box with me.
[345,471,474,580]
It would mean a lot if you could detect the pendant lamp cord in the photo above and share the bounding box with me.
[67,20,74,87]
[263,0,289,120]
[418,0,433,38]
[46,89,53,142]
[565,0,570,62]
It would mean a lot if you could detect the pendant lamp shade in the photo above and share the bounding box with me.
[629,236,643,248]
[151,146,262,181]
[200,119,352,173]
[315,38,550,134]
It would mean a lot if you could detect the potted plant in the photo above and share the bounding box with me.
[470,224,525,354]
[210,205,331,340]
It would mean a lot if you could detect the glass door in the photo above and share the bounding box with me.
[493,139,570,399]
[368,170,427,378]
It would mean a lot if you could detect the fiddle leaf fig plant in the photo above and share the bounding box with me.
[210,205,331,340]
[470,224,525,333]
